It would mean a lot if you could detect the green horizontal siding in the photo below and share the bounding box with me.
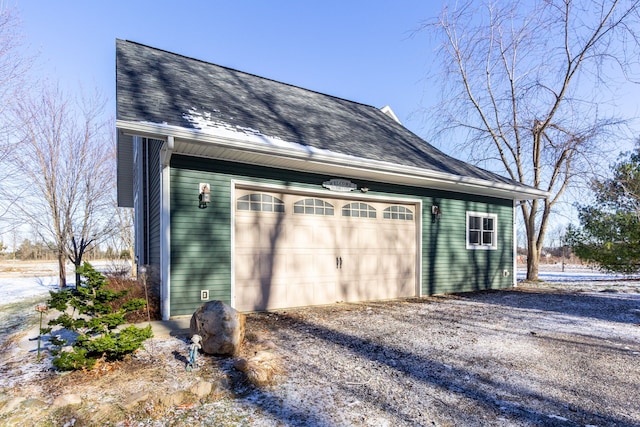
[169,155,514,316]
[147,140,163,267]
[422,199,513,295]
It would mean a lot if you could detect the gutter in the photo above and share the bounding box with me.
[117,120,550,201]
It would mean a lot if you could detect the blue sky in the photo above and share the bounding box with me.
[14,1,640,153]
[12,1,640,234]
[15,1,438,137]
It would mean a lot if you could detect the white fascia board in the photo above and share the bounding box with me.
[380,105,401,124]
[116,119,550,201]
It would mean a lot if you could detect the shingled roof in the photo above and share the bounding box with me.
[116,39,546,199]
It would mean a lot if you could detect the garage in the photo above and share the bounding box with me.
[234,187,419,311]
[118,41,548,319]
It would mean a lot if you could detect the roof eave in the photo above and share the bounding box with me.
[117,120,549,201]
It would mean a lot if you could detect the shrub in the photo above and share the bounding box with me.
[46,262,153,370]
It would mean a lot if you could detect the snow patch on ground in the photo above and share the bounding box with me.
[0,260,130,304]
[0,276,61,305]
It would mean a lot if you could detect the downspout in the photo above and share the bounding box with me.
[160,136,174,320]
[513,199,518,288]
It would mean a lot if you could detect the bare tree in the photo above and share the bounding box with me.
[7,84,114,286]
[0,6,29,137]
[423,0,640,280]
[0,5,32,225]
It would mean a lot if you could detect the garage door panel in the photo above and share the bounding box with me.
[262,282,289,310]
[340,277,379,301]
[236,220,285,249]
[236,252,286,280]
[235,253,259,280]
[313,280,338,305]
[235,279,286,312]
[287,252,336,277]
[355,226,379,248]
[235,189,418,311]
[288,280,315,307]
[288,224,336,249]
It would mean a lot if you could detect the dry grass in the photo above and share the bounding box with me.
[104,274,161,323]
[233,332,284,387]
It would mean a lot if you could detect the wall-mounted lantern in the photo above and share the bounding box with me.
[431,205,442,223]
[199,183,211,209]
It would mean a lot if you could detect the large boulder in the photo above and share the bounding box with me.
[190,300,245,356]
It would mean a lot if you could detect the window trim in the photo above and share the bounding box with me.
[341,202,377,219]
[236,193,285,213]
[383,205,414,221]
[293,198,335,216]
[466,211,498,250]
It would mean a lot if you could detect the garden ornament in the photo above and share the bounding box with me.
[186,334,202,371]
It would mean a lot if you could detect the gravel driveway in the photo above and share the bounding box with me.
[2,283,639,426]
[234,286,640,426]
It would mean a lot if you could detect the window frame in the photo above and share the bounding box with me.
[341,202,377,219]
[236,193,285,213]
[466,211,498,250]
[293,198,335,216]
[383,205,414,221]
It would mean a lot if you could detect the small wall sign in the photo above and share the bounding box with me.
[322,179,357,192]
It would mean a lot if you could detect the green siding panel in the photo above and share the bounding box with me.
[169,155,514,316]
[147,139,163,267]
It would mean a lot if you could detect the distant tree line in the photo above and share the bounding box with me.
[1,238,130,262]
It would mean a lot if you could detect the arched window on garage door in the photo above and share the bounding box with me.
[293,198,334,215]
[342,202,376,218]
[383,205,414,220]
[236,193,285,212]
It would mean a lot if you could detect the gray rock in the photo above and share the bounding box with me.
[190,381,212,399]
[123,391,150,410]
[190,301,245,356]
[157,390,187,408]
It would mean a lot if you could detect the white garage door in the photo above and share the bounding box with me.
[234,188,418,311]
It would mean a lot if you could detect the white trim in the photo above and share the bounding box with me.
[415,199,423,297]
[233,179,421,204]
[230,182,237,309]
[466,211,498,250]
[229,180,423,307]
[117,120,549,201]
[160,139,172,320]
[512,200,518,287]
[380,105,401,124]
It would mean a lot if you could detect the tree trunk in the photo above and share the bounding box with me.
[526,242,540,281]
[57,250,66,288]
[75,260,82,287]
[130,240,136,278]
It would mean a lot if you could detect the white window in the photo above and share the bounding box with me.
[383,205,414,220]
[237,194,285,212]
[293,198,334,215]
[466,212,497,250]
[342,202,376,218]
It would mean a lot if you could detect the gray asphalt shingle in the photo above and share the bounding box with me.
[116,39,516,186]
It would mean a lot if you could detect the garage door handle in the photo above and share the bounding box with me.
[339,257,342,269]
[336,257,339,268]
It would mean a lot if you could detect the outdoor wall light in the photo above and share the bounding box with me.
[431,205,442,222]
[199,183,211,209]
